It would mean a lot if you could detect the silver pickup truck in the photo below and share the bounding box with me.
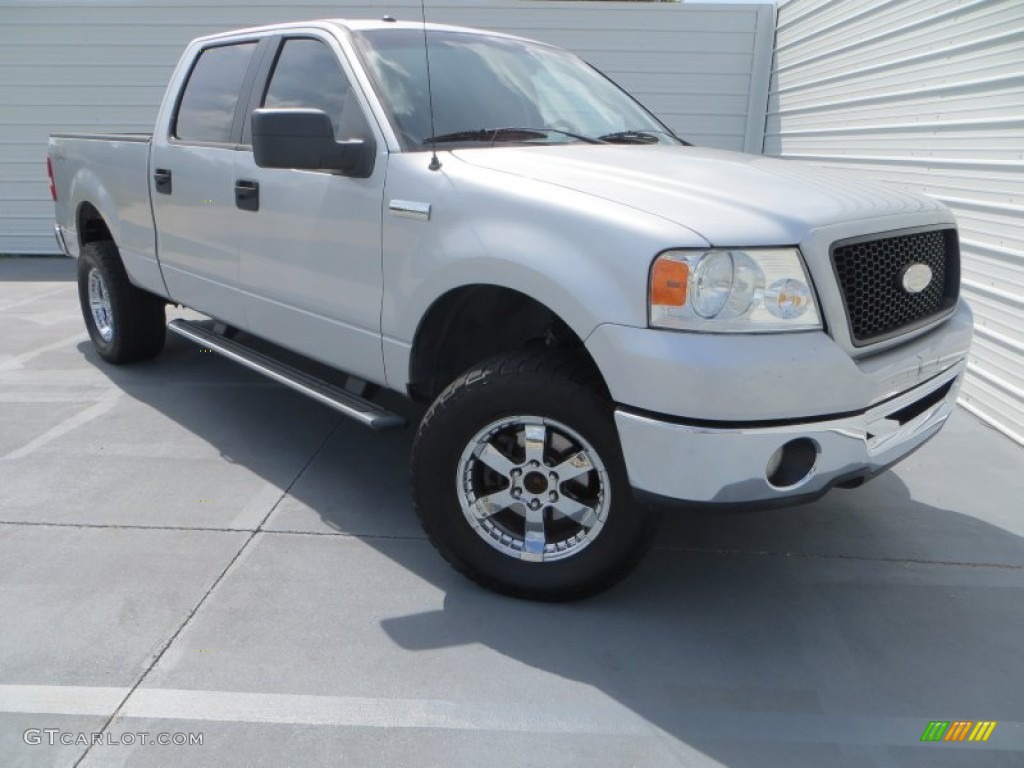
[48,18,973,600]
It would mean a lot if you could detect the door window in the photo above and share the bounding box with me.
[176,42,257,143]
[263,38,371,141]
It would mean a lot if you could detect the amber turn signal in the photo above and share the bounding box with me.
[650,258,689,307]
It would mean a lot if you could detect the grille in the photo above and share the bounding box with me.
[831,228,959,346]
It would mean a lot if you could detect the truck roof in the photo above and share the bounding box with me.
[191,18,540,47]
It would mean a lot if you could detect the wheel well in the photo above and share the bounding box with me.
[77,202,113,246]
[408,286,606,403]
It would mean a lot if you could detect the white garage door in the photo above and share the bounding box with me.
[766,0,1024,445]
[0,0,774,255]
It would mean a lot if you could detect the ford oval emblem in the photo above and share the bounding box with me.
[901,263,933,294]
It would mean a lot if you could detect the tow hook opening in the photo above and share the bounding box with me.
[766,438,819,489]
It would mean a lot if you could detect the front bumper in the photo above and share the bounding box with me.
[615,359,965,505]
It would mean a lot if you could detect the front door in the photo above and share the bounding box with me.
[233,34,388,384]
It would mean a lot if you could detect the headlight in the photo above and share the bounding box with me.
[649,248,821,332]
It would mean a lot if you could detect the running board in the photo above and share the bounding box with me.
[168,319,405,430]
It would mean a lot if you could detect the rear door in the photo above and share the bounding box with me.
[151,39,264,326]
[233,32,388,383]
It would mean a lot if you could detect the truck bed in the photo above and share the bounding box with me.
[48,132,166,297]
[50,133,152,142]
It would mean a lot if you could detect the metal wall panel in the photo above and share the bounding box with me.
[767,0,1024,445]
[0,0,774,255]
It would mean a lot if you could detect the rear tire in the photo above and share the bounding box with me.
[77,240,166,364]
[411,350,658,601]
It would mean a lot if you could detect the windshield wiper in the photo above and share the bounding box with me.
[422,127,604,146]
[598,129,689,145]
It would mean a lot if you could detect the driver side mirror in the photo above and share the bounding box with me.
[251,108,375,178]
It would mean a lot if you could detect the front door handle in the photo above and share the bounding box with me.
[235,179,259,212]
[153,168,172,194]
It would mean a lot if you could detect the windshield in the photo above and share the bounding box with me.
[351,28,684,149]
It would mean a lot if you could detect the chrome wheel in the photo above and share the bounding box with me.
[87,267,114,343]
[457,416,610,562]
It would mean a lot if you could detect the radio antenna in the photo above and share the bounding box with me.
[420,0,441,171]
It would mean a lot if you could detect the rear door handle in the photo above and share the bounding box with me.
[235,179,259,212]
[153,168,172,194]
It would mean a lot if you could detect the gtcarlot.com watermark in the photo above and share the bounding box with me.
[24,729,203,747]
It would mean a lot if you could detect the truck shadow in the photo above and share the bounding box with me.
[82,333,1024,766]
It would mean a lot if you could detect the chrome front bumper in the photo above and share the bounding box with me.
[615,360,966,505]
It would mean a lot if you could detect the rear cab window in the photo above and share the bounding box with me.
[175,42,257,143]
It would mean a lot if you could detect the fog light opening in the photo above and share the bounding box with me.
[766,438,819,489]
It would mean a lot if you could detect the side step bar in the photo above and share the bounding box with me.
[168,319,405,430]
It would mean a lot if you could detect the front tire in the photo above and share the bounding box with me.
[77,240,166,364]
[411,350,657,601]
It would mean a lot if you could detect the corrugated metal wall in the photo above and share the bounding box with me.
[766,0,1024,445]
[0,0,774,255]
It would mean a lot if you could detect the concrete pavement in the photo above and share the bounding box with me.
[1,256,1022,767]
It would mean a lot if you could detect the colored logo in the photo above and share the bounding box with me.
[920,721,997,742]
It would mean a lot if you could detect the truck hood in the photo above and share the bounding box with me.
[451,145,946,246]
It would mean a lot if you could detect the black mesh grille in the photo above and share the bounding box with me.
[831,228,959,346]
